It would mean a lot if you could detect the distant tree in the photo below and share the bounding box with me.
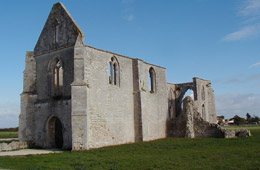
[251,115,260,123]
[230,115,245,125]
[246,113,251,121]
[219,115,225,119]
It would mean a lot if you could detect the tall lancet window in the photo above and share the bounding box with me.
[149,67,156,93]
[109,56,120,86]
[53,60,63,96]
[53,19,60,44]
[55,24,59,43]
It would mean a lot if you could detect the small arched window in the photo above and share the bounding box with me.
[53,60,63,96]
[109,57,119,86]
[149,67,156,93]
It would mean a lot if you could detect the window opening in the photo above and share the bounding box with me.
[113,63,117,85]
[181,89,194,111]
[109,57,119,86]
[149,67,156,92]
[53,60,63,96]
[55,25,59,43]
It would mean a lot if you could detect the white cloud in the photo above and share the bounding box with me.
[249,61,260,68]
[239,0,260,17]
[222,25,260,41]
[222,0,260,41]
[215,93,260,119]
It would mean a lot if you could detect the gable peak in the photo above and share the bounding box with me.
[34,2,84,55]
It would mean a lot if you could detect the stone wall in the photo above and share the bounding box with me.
[169,77,217,124]
[19,51,37,142]
[34,2,84,55]
[193,78,216,124]
[0,139,28,152]
[167,96,223,138]
[34,47,74,149]
[138,61,168,141]
[20,2,84,150]
[167,83,177,119]
[82,46,136,149]
[20,47,74,150]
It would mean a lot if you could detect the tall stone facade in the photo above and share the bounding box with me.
[19,2,217,150]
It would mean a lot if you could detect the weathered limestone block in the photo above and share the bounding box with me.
[183,96,195,138]
[235,129,251,137]
[0,139,28,152]
[219,128,252,138]
[221,129,236,138]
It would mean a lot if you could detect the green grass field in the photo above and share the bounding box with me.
[224,124,260,130]
[0,127,259,170]
[0,132,18,139]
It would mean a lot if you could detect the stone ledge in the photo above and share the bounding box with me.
[0,138,19,143]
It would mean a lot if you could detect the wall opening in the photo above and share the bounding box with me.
[149,67,156,93]
[53,59,63,97]
[109,57,120,86]
[113,63,117,85]
[47,116,64,149]
[55,25,59,43]
[179,89,194,116]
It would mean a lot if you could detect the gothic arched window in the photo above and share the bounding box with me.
[53,59,63,96]
[149,67,156,93]
[109,57,120,86]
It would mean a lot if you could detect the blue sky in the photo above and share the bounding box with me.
[0,0,260,128]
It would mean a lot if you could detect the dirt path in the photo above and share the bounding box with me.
[0,149,63,156]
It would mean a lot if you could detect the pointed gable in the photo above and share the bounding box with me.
[34,2,84,55]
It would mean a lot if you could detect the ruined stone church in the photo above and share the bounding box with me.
[19,2,217,150]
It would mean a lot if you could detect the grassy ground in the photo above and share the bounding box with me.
[0,128,259,170]
[224,124,260,130]
[0,132,18,139]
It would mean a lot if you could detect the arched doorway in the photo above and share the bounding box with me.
[47,116,63,149]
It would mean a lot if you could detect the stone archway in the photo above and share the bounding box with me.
[175,85,194,117]
[47,116,64,149]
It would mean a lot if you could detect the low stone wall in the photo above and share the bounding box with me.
[167,97,223,138]
[0,138,28,152]
[167,96,251,139]
[194,117,223,138]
